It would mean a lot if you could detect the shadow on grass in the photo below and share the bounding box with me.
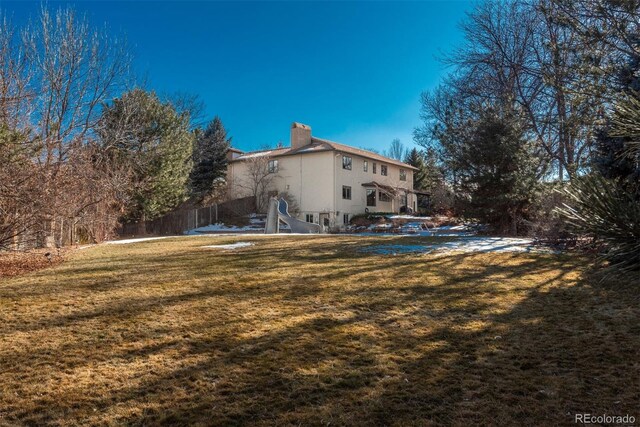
[0,237,638,425]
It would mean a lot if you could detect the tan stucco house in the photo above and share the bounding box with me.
[227,123,418,228]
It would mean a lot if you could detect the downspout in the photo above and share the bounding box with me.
[333,152,337,228]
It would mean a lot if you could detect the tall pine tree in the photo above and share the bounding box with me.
[404,148,428,190]
[434,104,539,234]
[595,43,640,191]
[190,116,231,198]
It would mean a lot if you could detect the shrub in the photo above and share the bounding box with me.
[557,174,640,281]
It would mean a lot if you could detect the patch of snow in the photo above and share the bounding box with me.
[360,237,539,255]
[386,215,433,220]
[437,225,467,231]
[106,237,169,245]
[185,223,262,235]
[437,237,535,253]
[201,242,253,250]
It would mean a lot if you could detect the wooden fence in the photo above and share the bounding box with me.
[117,196,255,237]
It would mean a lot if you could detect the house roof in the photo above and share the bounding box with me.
[230,137,418,170]
[361,181,411,197]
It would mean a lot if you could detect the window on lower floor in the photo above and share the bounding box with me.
[342,185,352,200]
[366,189,376,206]
[379,191,391,202]
[305,214,315,223]
[343,213,349,224]
[401,194,407,206]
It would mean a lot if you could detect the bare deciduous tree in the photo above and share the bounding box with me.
[235,156,277,213]
[0,6,132,249]
[418,0,600,181]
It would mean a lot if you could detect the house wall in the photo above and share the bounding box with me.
[332,152,414,226]
[227,151,336,220]
[227,150,415,227]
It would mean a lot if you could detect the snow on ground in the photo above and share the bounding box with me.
[386,215,433,220]
[106,237,170,244]
[201,242,253,250]
[360,237,539,255]
[185,223,261,235]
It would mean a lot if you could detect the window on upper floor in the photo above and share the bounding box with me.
[268,159,278,173]
[363,160,368,172]
[372,162,377,174]
[342,185,352,200]
[400,169,407,181]
[381,165,388,176]
[342,156,352,170]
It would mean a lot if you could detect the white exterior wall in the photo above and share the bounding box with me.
[228,152,336,221]
[332,153,414,225]
[227,150,415,227]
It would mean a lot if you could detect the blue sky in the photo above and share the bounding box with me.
[1,1,471,153]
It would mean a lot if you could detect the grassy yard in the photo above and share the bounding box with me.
[0,235,638,426]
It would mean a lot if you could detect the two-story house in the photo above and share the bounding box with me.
[227,122,418,228]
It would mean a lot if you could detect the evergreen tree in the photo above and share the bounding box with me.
[404,148,428,190]
[594,45,640,191]
[560,55,640,279]
[436,104,539,235]
[190,116,231,198]
[98,89,194,221]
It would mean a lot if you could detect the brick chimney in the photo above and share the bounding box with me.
[290,122,311,150]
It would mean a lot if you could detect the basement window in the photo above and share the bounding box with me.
[342,156,352,170]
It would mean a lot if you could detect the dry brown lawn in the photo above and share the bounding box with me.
[0,235,638,426]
